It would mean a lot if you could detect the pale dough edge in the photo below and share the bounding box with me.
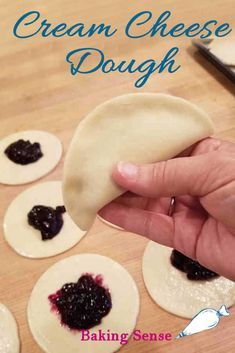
[0,303,20,353]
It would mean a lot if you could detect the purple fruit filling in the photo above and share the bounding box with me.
[170,249,219,281]
[4,139,43,165]
[48,274,112,330]
[27,205,66,240]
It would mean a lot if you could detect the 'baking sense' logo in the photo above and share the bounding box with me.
[80,329,172,345]
[13,10,232,88]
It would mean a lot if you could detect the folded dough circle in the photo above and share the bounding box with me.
[63,93,214,231]
[142,241,235,319]
[0,303,20,353]
[0,130,62,185]
[28,254,140,353]
[4,181,86,258]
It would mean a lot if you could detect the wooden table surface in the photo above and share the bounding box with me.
[1,1,235,352]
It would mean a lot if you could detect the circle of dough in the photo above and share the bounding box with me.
[27,254,140,353]
[0,130,62,185]
[97,215,123,231]
[3,181,86,258]
[142,241,235,319]
[0,303,20,353]
[209,39,235,66]
[63,93,214,231]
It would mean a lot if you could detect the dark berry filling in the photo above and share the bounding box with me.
[27,205,66,240]
[4,139,43,165]
[48,274,112,330]
[170,249,219,280]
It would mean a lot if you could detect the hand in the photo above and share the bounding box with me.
[99,138,235,281]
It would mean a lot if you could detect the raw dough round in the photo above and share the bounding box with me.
[28,254,140,353]
[3,181,86,258]
[209,39,235,67]
[63,93,214,231]
[0,130,62,185]
[97,215,123,231]
[0,303,20,353]
[142,241,235,319]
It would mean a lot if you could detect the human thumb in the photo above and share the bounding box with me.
[112,153,223,198]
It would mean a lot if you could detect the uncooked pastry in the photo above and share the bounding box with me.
[209,38,235,66]
[4,181,86,258]
[63,93,214,231]
[142,241,235,319]
[0,303,20,353]
[28,254,140,353]
[0,130,62,185]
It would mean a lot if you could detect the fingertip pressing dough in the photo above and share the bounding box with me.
[0,130,62,185]
[142,241,235,319]
[63,93,214,231]
[3,181,86,258]
[27,254,140,353]
[0,303,20,353]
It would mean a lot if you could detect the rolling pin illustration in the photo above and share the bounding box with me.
[176,305,230,339]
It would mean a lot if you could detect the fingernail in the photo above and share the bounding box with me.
[117,162,138,180]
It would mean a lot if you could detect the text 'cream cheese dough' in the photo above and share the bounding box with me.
[63,93,214,231]
[142,242,235,319]
[4,181,86,258]
[0,130,62,185]
[0,303,20,353]
[28,254,140,353]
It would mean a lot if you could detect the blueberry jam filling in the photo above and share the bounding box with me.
[48,274,112,330]
[170,249,219,281]
[4,139,43,165]
[27,205,66,240]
